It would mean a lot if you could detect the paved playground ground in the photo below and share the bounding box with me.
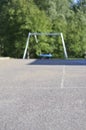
[0,59,86,130]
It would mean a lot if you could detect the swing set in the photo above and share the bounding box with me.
[23,32,68,59]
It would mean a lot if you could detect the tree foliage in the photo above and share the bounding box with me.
[0,0,86,58]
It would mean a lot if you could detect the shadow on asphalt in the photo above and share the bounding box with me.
[27,59,86,66]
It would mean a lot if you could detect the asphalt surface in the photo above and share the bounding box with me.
[0,59,86,130]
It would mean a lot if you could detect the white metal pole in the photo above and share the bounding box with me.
[61,33,68,59]
[34,35,38,43]
[23,33,31,59]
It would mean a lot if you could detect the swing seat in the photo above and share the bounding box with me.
[39,53,52,59]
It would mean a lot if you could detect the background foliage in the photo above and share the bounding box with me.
[0,0,86,58]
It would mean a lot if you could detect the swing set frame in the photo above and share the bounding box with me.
[23,32,68,59]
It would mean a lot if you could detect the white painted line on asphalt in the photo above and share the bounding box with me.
[61,65,66,89]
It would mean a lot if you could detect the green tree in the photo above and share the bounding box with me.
[0,0,51,58]
[66,10,86,58]
[0,0,86,58]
